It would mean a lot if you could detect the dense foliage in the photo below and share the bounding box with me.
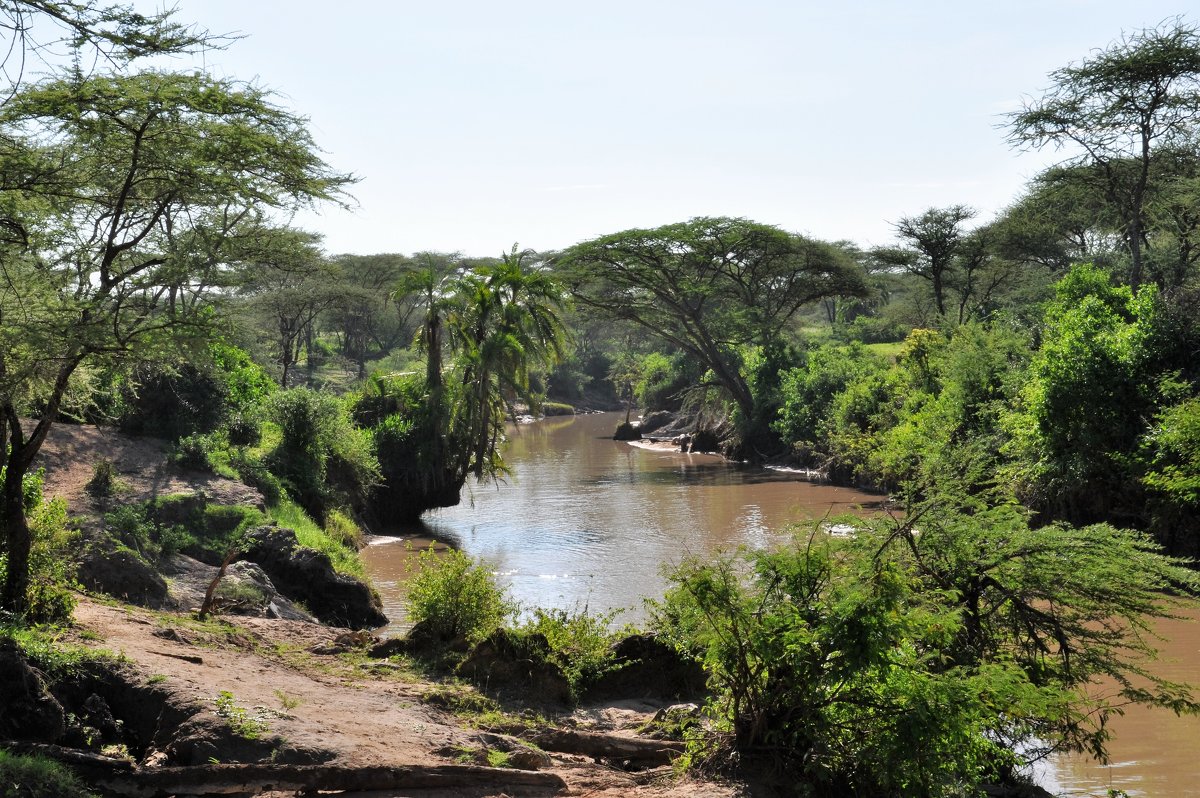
[651,508,1199,795]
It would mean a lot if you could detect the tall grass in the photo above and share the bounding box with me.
[267,499,365,578]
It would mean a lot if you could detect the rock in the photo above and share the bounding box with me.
[457,629,573,706]
[474,732,553,770]
[612,421,641,441]
[82,693,122,741]
[687,429,721,453]
[76,540,169,608]
[584,634,707,702]
[0,641,66,742]
[165,713,278,766]
[643,703,701,739]
[214,561,275,616]
[238,525,387,629]
[636,411,674,435]
[368,637,409,659]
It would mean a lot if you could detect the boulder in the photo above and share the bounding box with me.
[457,629,572,706]
[687,429,721,454]
[636,411,674,435]
[0,642,66,742]
[238,525,387,629]
[584,634,706,702]
[76,540,169,608]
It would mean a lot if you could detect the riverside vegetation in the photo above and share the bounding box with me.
[2,3,1200,796]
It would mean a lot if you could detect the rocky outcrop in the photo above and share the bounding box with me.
[0,642,66,742]
[456,629,572,706]
[238,525,387,629]
[636,410,674,435]
[584,634,706,702]
[76,539,169,608]
[214,561,315,622]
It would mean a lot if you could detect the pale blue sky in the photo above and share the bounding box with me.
[152,1,1190,257]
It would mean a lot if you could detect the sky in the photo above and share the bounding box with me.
[128,1,1193,257]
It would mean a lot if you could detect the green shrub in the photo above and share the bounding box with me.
[231,453,283,507]
[84,459,123,498]
[405,546,513,643]
[323,509,363,549]
[225,413,262,447]
[268,499,363,577]
[541,401,575,416]
[103,504,156,558]
[171,432,228,473]
[0,749,98,798]
[517,605,622,692]
[269,388,380,520]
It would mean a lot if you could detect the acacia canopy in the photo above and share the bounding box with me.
[0,69,351,612]
[555,217,865,423]
[1007,20,1200,289]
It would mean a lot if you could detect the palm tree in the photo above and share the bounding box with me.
[446,245,569,479]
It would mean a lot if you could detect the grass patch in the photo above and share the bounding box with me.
[267,499,364,578]
[0,623,122,680]
[863,341,906,360]
[0,749,98,798]
[214,690,270,739]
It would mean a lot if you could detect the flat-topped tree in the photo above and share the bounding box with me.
[555,217,865,449]
[1007,19,1200,291]
[0,70,352,614]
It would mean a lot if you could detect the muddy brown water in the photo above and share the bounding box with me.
[359,411,1200,796]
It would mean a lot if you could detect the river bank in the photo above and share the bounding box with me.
[10,419,741,798]
[365,411,1200,798]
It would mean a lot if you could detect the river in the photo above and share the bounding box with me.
[360,411,1200,797]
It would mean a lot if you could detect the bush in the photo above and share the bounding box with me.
[405,546,513,644]
[0,750,98,798]
[650,504,1200,795]
[171,432,226,472]
[269,388,380,520]
[226,413,262,447]
[517,605,622,692]
[84,459,123,498]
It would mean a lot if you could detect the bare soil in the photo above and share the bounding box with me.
[33,423,741,797]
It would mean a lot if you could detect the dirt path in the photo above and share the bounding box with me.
[69,597,735,797]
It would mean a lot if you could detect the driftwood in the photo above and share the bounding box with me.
[90,762,567,797]
[197,548,239,620]
[527,728,685,764]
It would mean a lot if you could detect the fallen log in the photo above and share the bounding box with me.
[91,762,566,797]
[0,741,135,771]
[527,728,685,764]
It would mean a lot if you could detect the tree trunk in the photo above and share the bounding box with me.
[84,762,566,798]
[1,455,32,614]
[425,311,442,390]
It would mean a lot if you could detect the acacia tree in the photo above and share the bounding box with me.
[556,217,865,437]
[236,229,340,386]
[0,1,219,103]
[1007,20,1200,290]
[0,70,349,613]
[874,205,975,318]
[328,253,417,379]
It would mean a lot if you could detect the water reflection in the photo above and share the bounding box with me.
[361,412,885,635]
